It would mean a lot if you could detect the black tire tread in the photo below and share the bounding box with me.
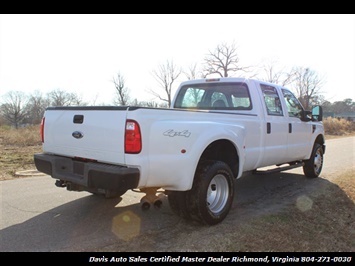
[303,143,323,178]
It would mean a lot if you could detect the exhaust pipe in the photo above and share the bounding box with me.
[139,188,165,210]
[153,199,162,208]
[55,180,66,188]
[140,198,151,210]
[153,193,165,209]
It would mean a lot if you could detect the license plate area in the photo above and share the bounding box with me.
[73,161,84,175]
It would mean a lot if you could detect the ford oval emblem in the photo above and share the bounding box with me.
[72,131,84,139]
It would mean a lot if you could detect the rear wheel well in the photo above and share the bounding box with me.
[198,139,239,177]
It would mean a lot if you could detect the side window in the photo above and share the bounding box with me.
[260,84,283,116]
[281,89,303,119]
[231,85,252,109]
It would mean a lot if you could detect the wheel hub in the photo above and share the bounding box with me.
[207,174,229,214]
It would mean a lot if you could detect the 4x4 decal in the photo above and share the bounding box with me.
[163,129,191,137]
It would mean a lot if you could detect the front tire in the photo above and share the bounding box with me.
[303,143,324,178]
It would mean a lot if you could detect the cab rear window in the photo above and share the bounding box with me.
[174,82,252,110]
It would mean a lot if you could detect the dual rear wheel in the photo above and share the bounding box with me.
[168,142,325,225]
[167,160,234,225]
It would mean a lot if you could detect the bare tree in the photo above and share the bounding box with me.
[149,60,182,107]
[0,91,28,128]
[203,41,251,78]
[112,72,130,105]
[142,100,161,108]
[70,93,87,106]
[24,90,50,124]
[258,58,297,86]
[47,89,86,107]
[292,67,325,110]
[129,98,164,108]
[183,62,204,80]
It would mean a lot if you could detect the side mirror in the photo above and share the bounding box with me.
[311,105,323,121]
[300,110,312,122]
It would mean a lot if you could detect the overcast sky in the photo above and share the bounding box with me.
[1,14,354,105]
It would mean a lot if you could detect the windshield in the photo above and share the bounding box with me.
[173,82,252,110]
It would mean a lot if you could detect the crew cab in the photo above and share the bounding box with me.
[34,77,325,225]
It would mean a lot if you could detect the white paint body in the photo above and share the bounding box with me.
[42,78,324,191]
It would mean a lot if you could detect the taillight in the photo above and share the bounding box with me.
[40,117,45,143]
[125,120,142,153]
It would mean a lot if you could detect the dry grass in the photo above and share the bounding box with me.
[228,170,355,252]
[0,125,42,146]
[323,117,355,136]
[334,170,355,202]
[0,125,42,180]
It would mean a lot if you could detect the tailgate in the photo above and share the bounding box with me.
[43,107,128,165]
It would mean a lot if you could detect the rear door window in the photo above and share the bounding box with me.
[260,84,283,116]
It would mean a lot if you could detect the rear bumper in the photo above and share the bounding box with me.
[34,153,140,191]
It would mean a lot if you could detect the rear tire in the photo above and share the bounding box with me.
[303,143,324,178]
[167,160,234,225]
[166,190,191,220]
[188,160,234,225]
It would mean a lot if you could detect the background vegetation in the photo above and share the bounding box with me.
[1,41,354,128]
[323,117,355,135]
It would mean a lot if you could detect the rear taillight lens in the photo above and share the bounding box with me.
[40,117,45,143]
[125,120,142,153]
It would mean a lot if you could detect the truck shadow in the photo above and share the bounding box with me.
[232,172,336,218]
[0,190,175,251]
[0,172,353,252]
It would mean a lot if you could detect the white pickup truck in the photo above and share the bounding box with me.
[34,77,325,225]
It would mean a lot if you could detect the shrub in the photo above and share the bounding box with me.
[323,117,355,135]
[0,125,41,146]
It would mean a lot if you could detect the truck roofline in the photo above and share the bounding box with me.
[179,77,251,86]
